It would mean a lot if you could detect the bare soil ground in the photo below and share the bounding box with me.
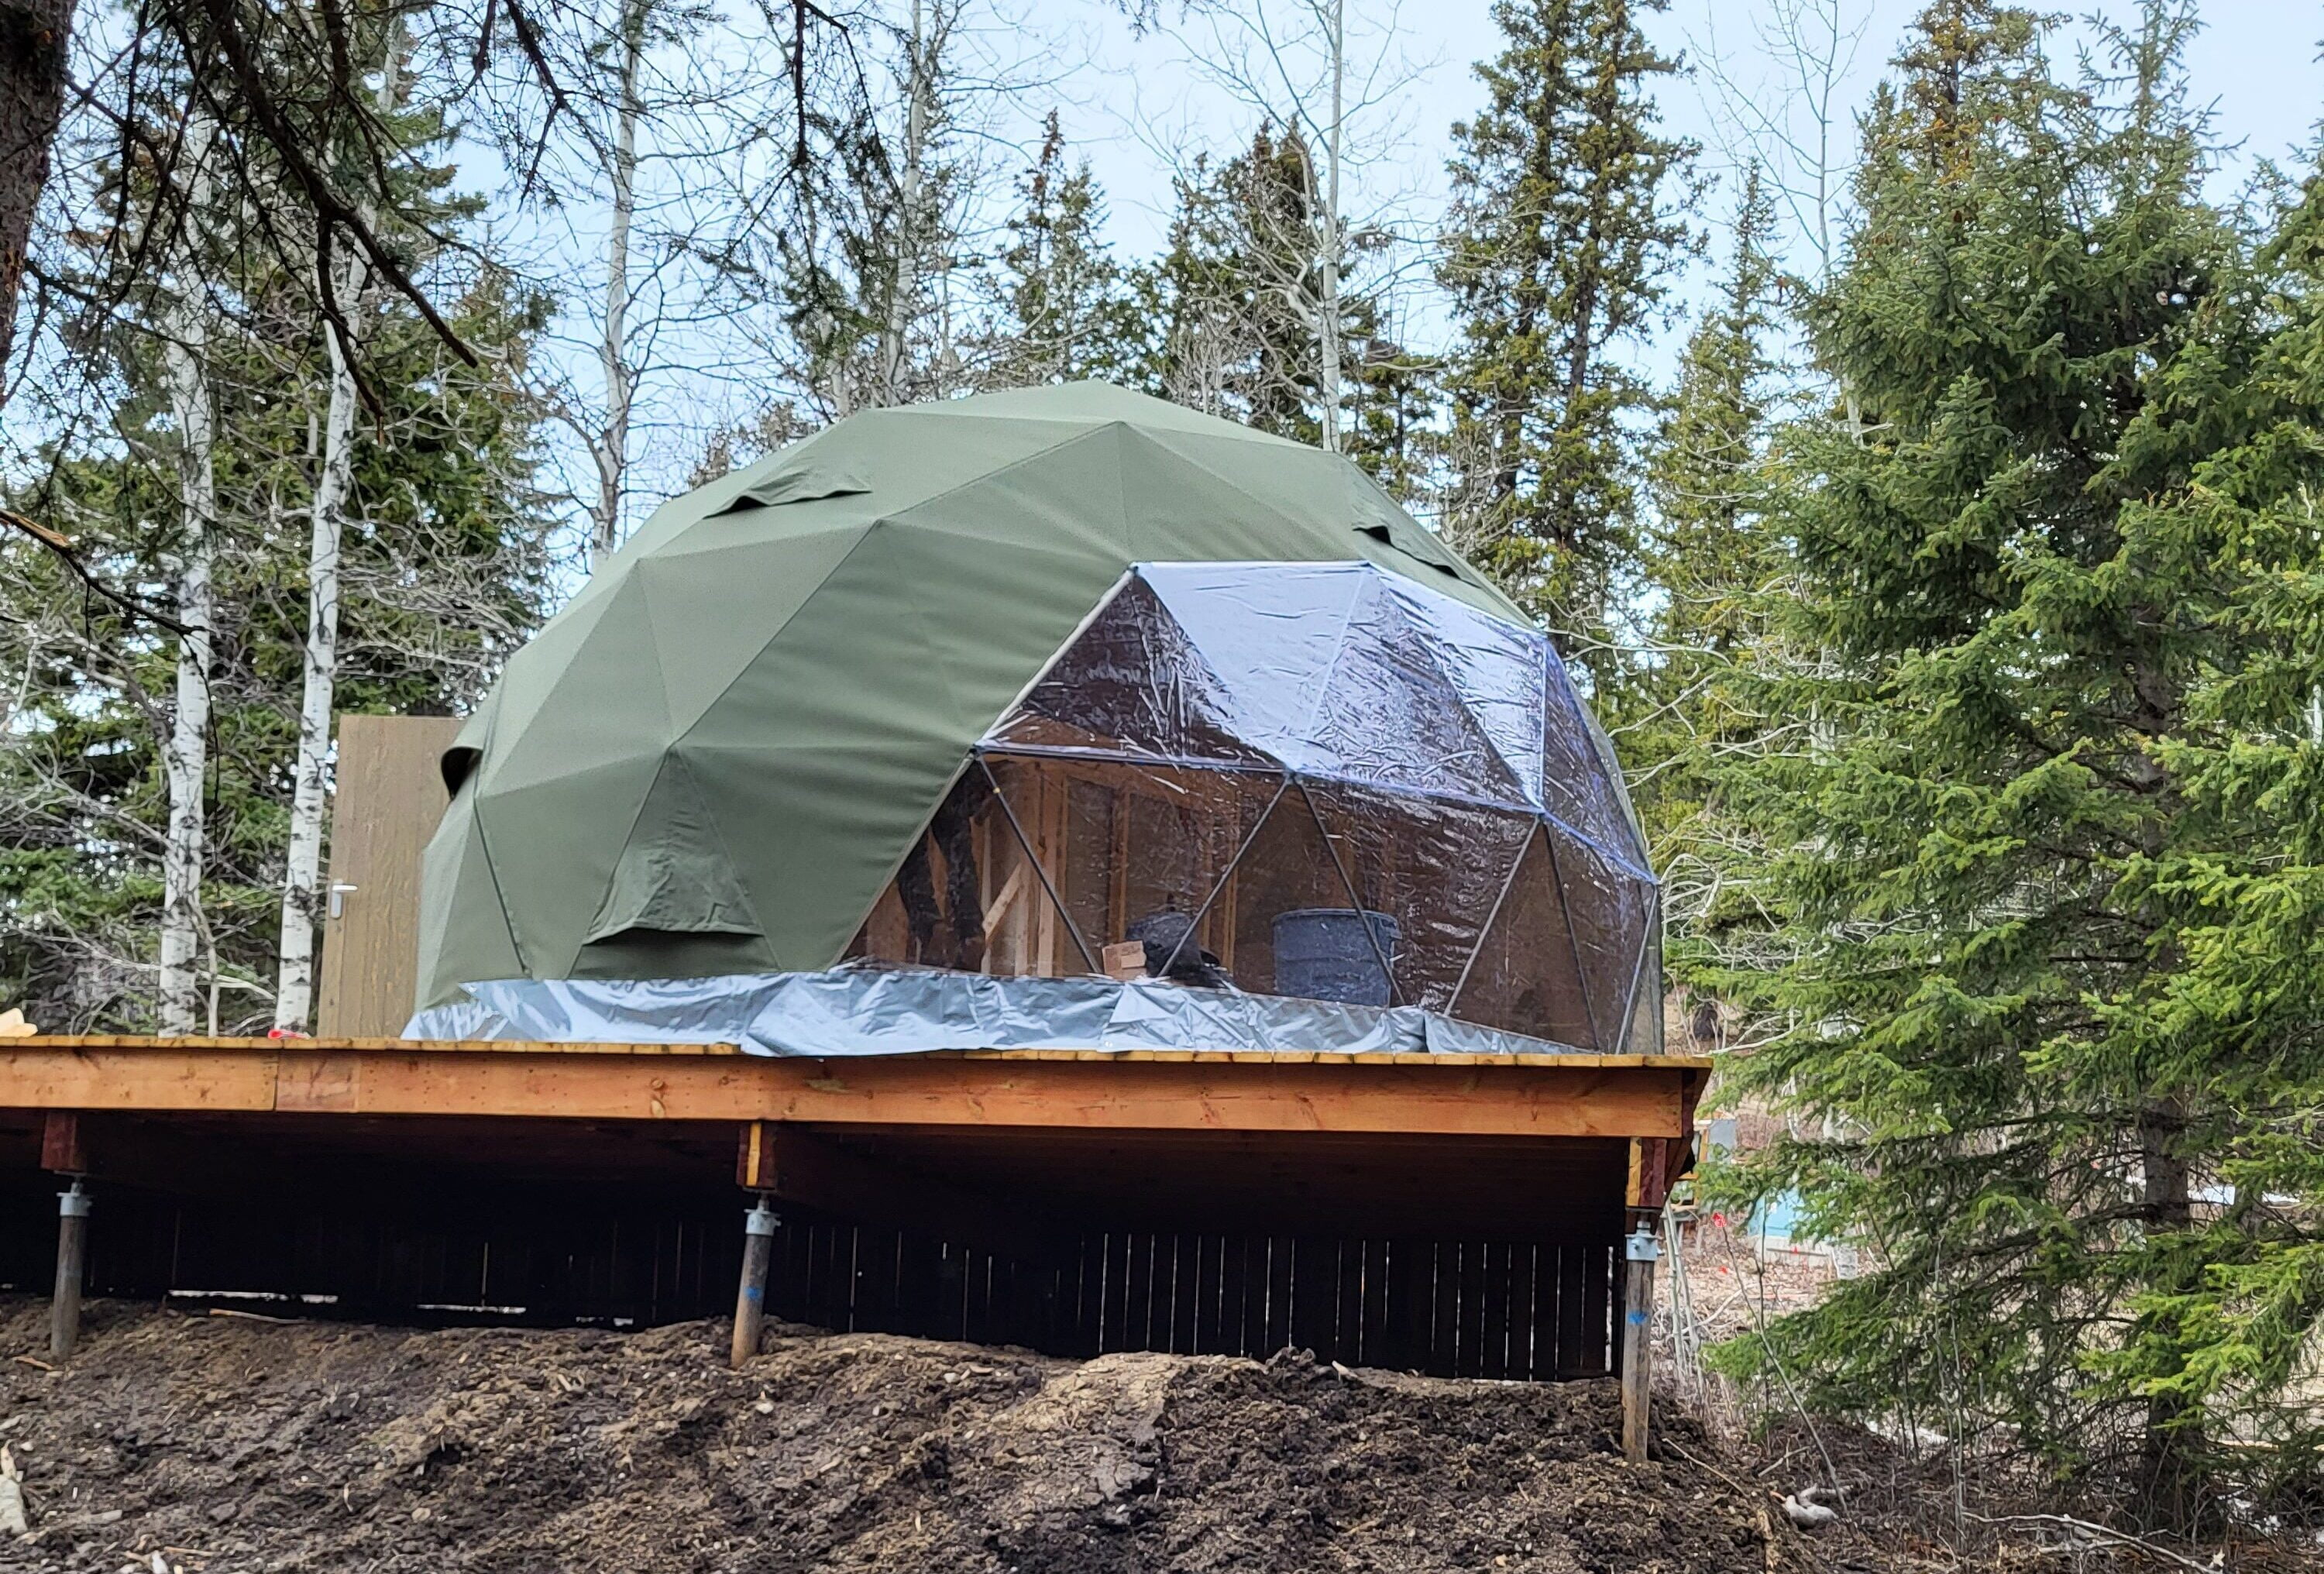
[0,1296,2286,1574]
[0,1294,1819,1573]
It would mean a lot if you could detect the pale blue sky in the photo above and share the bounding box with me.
[1064,0,2324,321]
[538,0,2324,547]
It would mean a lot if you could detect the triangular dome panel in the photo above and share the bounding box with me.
[415,794,528,995]
[1540,663,1647,871]
[1377,576,1548,808]
[1136,561,1367,762]
[986,573,1275,767]
[1452,826,1595,1050]
[1549,827,1654,1052]
[1303,573,1534,809]
[1298,780,1536,1012]
[585,754,767,943]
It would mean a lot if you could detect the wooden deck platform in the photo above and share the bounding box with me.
[0,1038,1705,1390]
[2,1036,1703,1129]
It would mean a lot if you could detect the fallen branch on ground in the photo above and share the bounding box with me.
[1965,1510,2219,1573]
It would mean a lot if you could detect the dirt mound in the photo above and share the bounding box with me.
[0,1295,1802,1573]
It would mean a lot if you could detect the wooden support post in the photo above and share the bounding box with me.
[41,1109,88,1174]
[52,1180,91,1361]
[43,1112,91,1361]
[731,1195,779,1366]
[1620,1222,1659,1462]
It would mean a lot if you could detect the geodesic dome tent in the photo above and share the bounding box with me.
[407,383,1659,1057]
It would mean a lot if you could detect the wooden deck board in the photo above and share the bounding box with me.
[1,1037,1705,1139]
[19,1036,1709,1070]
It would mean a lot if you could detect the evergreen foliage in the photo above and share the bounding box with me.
[977,112,1153,389]
[1144,126,1404,463]
[1698,0,2324,1515]
[2088,136,2324,1503]
[1342,332,1443,506]
[1439,0,1695,679]
[765,0,976,415]
[1621,169,1784,866]
[1150,129,1336,441]
[0,44,556,1033]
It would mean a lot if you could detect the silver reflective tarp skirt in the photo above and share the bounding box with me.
[402,964,1591,1058]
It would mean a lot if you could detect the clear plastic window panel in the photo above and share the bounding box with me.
[847,563,1661,1053]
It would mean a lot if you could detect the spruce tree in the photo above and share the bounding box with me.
[1703,0,2299,1516]
[1144,125,1408,455]
[769,0,977,416]
[1439,0,1693,681]
[1343,332,1442,507]
[977,112,1152,388]
[2083,139,2324,1500]
[1624,169,1783,862]
[1150,129,1336,442]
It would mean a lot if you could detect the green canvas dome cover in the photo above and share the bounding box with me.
[414,382,1603,1016]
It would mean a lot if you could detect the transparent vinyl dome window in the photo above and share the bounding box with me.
[844,562,1662,1053]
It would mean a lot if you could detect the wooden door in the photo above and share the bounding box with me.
[315,714,466,1037]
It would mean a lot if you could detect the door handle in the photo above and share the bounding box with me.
[328,882,359,919]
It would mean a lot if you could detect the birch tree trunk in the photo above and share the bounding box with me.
[1315,0,1344,452]
[157,121,218,1036]
[590,0,646,568]
[273,27,404,1033]
[876,0,930,408]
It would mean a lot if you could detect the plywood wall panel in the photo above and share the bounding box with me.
[316,715,466,1037]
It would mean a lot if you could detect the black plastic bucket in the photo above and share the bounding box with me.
[1271,909,1400,1005]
